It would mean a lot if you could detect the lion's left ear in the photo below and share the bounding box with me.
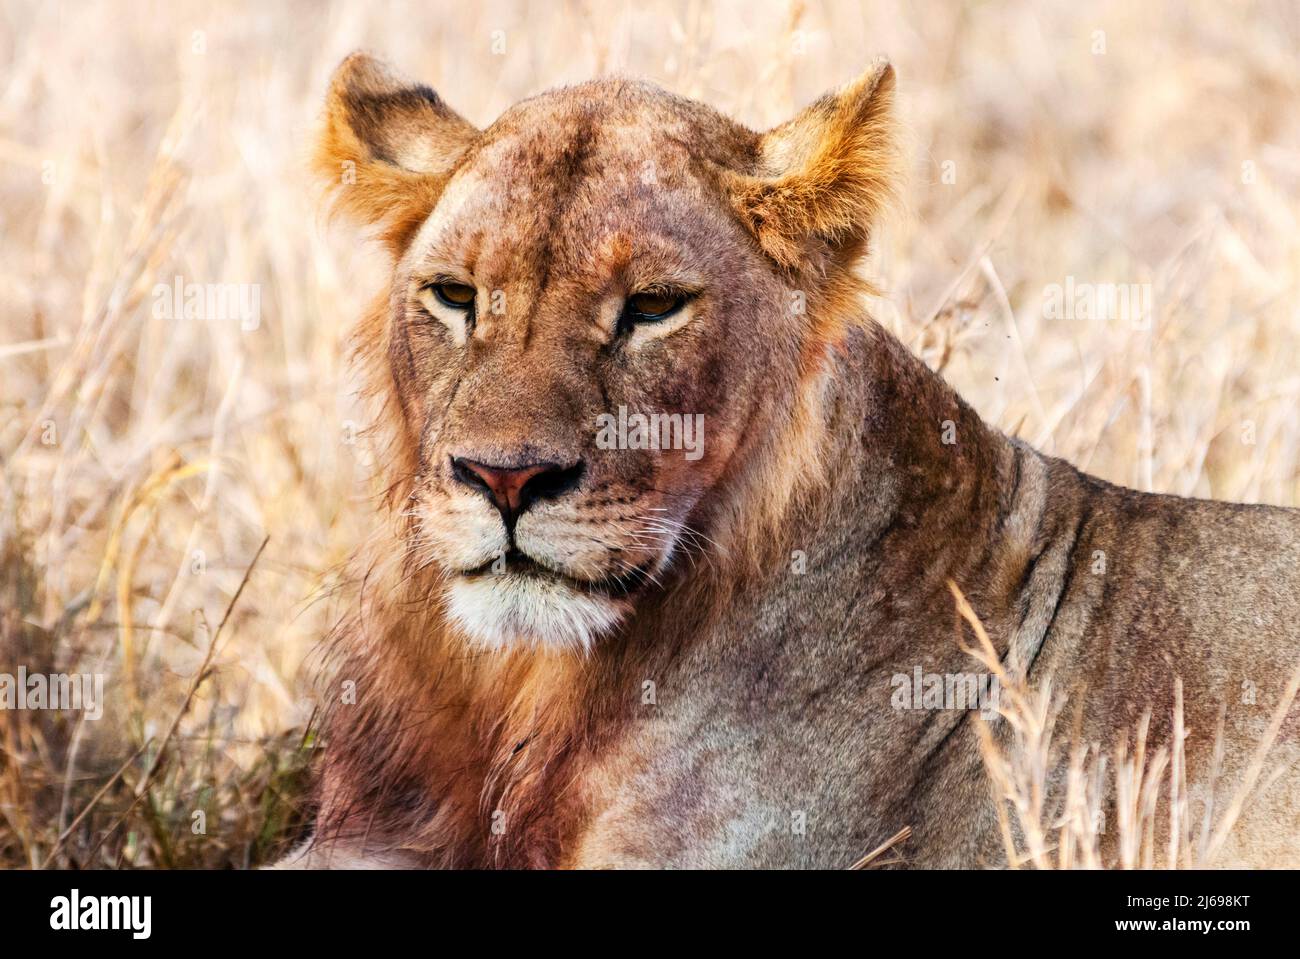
[314,52,480,253]
[724,60,899,270]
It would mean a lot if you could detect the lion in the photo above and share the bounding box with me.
[278,52,1300,869]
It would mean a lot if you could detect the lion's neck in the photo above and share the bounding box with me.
[707,322,1019,609]
[318,321,1027,867]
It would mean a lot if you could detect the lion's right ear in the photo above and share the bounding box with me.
[314,52,479,252]
[722,60,899,272]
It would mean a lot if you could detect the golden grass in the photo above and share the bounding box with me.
[1,0,1298,867]
[953,582,1300,869]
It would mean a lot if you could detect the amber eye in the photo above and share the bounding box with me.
[624,290,688,325]
[430,282,477,309]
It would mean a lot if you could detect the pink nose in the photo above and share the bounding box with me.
[450,456,584,528]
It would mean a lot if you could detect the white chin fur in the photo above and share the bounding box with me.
[445,574,627,653]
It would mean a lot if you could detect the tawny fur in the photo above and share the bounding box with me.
[286,53,1300,869]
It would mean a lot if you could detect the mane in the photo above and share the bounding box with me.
[306,272,873,866]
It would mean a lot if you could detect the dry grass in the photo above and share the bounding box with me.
[1,0,1298,867]
[953,582,1300,869]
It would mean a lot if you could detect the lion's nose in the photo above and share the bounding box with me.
[450,456,584,530]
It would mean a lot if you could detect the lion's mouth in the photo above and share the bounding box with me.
[459,550,651,599]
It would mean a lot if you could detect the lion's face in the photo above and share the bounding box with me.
[401,90,789,651]
[319,56,897,651]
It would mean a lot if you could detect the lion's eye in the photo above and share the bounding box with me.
[623,290,688,327]
[430,282,477,309]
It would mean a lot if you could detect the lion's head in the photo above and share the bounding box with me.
[316,53,898,652]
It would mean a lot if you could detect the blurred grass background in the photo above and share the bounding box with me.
[0,0,1297,867]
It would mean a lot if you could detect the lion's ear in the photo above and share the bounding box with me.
[725,60,899,270]
[315,52,479,252]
